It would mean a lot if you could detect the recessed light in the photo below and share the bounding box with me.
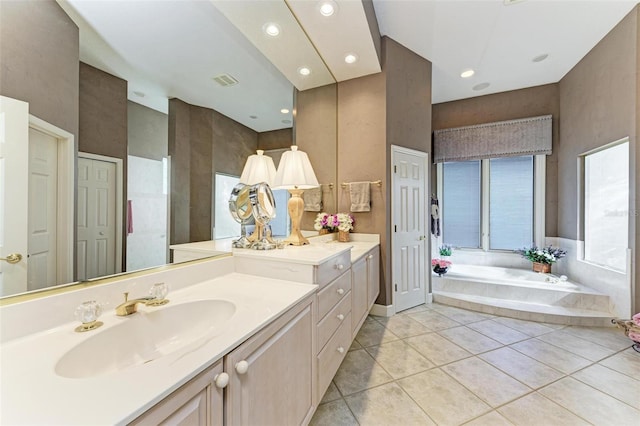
[460,69,475,78]
[532,53,549,63]
[473,82,491,91]
[318,1,337,17]
[344,53,358,64]
[298,67,311,76]
[263,23,280,37]
[281,108,290,114]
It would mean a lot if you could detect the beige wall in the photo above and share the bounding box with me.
[168,98,258,244]
[558,6,638,311]
[432,84,560,236]
[0,0,79,139]
[257,128,292,151]
[128,101,168,161]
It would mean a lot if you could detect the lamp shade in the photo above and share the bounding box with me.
[273,145,319,189]
[239,150,276,185]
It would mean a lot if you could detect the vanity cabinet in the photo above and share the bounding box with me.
[225,296,315,426]
[351,246,380,338]
[130,360,224,426]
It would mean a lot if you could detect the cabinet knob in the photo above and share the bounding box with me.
[337,314,344,321]
[235,360,249,375]
[335,264,344,270]
[214,372,229,388]
[337,346,345,354]
[367,254,374,260]
[336,288,345,295]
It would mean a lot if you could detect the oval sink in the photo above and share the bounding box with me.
[55,299,236,379]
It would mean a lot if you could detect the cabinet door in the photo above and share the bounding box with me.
[367,247,380,308]
[351,256,368,338]
[225,296,315,426]
[130,360,223,426]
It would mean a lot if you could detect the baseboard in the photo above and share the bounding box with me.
[370,303,395,317]
[427,293,433,303]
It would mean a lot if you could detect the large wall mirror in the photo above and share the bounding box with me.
[0,0,337,300]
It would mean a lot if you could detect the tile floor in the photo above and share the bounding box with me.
[309,303,640,426]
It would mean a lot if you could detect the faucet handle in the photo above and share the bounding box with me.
[147,283,170,306]
[74,300,104,332]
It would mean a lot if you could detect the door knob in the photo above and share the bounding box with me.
[0,253,22,264]
[418,235,426,241]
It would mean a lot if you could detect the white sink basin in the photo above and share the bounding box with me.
[55,300,236,379]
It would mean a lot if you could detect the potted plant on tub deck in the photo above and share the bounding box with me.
[516,245,567,273]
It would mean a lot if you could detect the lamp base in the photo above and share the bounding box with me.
[284,188,309,246]
[248,222,277,250]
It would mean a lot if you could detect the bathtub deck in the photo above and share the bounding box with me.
[432,271,615,326]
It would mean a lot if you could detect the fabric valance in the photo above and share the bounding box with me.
[433,115,552,163]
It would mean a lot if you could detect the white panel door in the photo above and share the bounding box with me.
[392,147,427,312]
[0,96,29,296]
[77,157,116,280]
[28,128,58,291]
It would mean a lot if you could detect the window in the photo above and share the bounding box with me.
[214,173,240,239]
[583,140,629,271]
[441,155,542,251]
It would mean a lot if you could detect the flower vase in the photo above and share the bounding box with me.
[319,229,330,235]
[338,230,350,242]
[433,266,448,277]
[532,262,551,273]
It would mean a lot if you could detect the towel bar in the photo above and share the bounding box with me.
[341,180,381,189]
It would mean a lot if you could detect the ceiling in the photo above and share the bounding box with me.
[57,0,638,131]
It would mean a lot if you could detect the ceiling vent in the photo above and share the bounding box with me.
[212,73,239,87]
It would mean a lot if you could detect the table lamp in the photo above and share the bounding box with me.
[273,145,319,245]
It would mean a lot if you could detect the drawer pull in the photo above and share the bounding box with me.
[337,314,345,321]
[337,346,345,354]
[335,264,344,270]
[214,372,229,388]
[367,254,374,260]
[336,288,345,295]
[235,360,249,375]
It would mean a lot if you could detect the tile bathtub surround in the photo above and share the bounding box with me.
[310,303,640,426]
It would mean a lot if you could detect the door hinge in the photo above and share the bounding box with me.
[394,225,397,232]
[394,165,397,173]
[395,284,397,292]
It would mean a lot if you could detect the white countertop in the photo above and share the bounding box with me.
[0,273,316,425]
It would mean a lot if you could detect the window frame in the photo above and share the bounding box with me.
[437,154,546,252]
[577,137,630,273]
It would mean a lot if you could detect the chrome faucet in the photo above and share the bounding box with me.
[115,292,156,316]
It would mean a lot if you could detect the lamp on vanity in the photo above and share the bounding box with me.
[238,150,278,250]
[273,145,319,245]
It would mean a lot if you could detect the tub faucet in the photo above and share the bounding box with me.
[115,292,155,316]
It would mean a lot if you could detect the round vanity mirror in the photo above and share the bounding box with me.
[248,183,277,250]
[228,183,253,248]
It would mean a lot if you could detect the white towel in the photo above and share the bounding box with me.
[303,187,323,211]
[349,182,371,212]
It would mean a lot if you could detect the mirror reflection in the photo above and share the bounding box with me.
[0,0,337,298]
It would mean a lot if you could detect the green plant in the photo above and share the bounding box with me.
[439,245,452,256]
[515,245,567,265]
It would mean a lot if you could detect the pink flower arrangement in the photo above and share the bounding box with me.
[629,313,640,343]
[431,259,452,268]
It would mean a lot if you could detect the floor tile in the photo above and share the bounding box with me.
[598,347,640,379]
[539,377,640,425]
[399,368,491,426]
[468,320,530,344]
[566,325,634,351]
[572,364,640,408]
[405,332,473,366]
[408,310,462,331]
[491,317,556,337]
[319,381,341,404]
[309,399,358,426]
[372,313,432,338]
[332,349,393,396]
[431,304,495,323]
[537,329,616,361]
[511,338,592,374]
[463,411,514,426]
[396,303,431,315]
[344,382,437,426]
[365,340,434,379]
[442,357,531,407]
[497,392,589,426]
[354,318,400,348]
[479,347,564,389]
[349,339,362,351]
[438,326,504,354]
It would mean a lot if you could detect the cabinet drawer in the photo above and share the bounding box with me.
[317,291,351,350]
[317,313,352,400]
[317,271,351,319]
[315,251,351,286]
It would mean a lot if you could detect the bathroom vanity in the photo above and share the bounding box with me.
[0,234,380,425]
